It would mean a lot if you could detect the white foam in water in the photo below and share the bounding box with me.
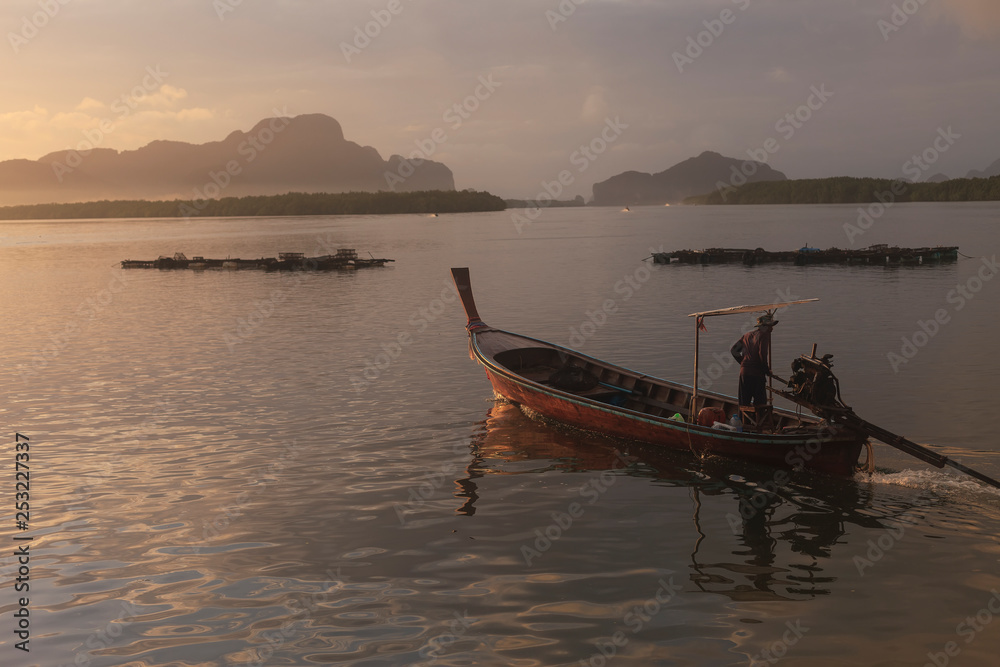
[863,468,1000,497]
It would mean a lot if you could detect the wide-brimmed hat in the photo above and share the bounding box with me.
[756,313,778,327]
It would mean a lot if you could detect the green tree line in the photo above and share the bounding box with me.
[684,176,1000,205]
[0,190,507,220]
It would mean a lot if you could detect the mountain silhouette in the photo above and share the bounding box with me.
[0,113,454,206]
[592,151,787,205]
[967,158,1000,179]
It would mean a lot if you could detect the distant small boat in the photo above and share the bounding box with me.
[622,206,630,212]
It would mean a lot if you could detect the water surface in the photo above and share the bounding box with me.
[1,203,999,666]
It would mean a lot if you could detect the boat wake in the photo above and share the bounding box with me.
[861,468,1000,498]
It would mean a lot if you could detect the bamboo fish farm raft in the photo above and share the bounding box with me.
[652,244,959,266]
[121,249,393,271]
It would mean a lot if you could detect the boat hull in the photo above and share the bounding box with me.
[471,330,864,477]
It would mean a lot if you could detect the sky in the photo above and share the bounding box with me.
[2,0,999,199]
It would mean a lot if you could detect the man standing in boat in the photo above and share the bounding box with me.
[731,313,777,430]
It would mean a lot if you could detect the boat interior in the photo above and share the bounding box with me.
[492,346,815,433]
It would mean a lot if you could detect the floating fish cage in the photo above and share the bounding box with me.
[651,245,959,266]
[121,251,394,271]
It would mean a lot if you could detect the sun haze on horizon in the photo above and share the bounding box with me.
[2,0,999,198]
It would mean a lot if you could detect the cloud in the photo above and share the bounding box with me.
[581,87,610,123]
[50,111,102,131]
[0,107,49,131]
[1,1,999,192]
[767,68,792,83]
[137,85,189,108]
[0,107,53,159]
[75,98,106,112]
[0,99,216,161]
[936,0,1000,38]
[133,108,214,122]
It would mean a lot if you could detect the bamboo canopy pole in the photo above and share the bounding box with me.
[692,317,700,422]
[687,299,819,424]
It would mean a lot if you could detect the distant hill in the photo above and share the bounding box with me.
[967,158,1000,179]
[591,151,787,206]
[0,113,454,207]
[683,175,1000,205]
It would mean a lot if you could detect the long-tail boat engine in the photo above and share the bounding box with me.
[784,351,843,416]
[772,346,1000,489]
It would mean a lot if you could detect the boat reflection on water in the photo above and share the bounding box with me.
[454,401,917,602]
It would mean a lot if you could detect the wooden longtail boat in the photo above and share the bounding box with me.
[451,268,867,477]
